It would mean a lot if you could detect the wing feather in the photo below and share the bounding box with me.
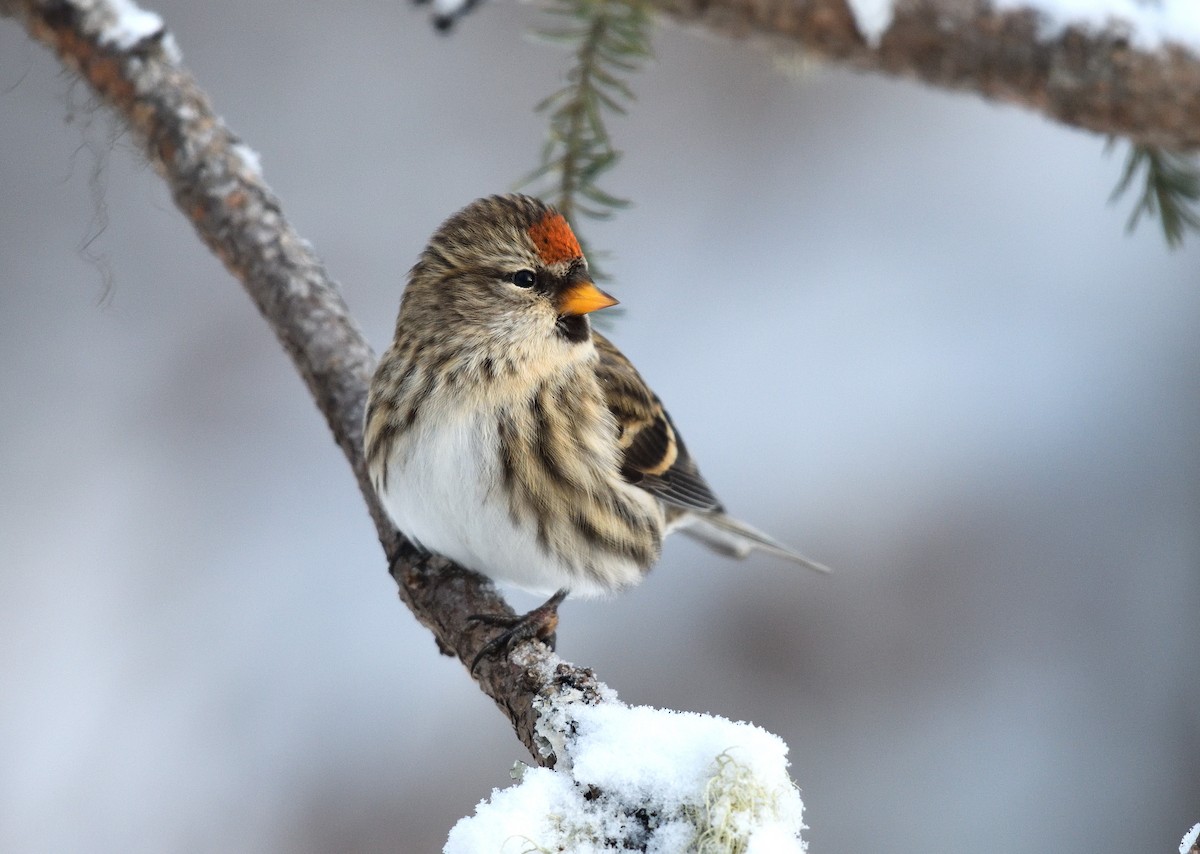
[592,332,722,513]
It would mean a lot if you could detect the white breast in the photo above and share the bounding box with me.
[376,404,645,598]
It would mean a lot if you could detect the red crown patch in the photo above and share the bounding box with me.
[527,213,583,265]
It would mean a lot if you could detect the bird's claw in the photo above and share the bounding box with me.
[468,589,568,675]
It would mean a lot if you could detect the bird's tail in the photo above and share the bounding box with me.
[676,513,831,574]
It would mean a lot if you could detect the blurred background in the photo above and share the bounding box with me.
[2,1,1198,851]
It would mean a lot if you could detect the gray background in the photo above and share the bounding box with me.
[2,1,1198,851]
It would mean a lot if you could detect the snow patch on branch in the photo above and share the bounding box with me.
[994,0,1200,55]
[848,0,1200,54]
[444,702,805,853]
[232,143,263,179]
[846,0,895,47]
[1180,822,1200,854]
[95,0,165,50]
[432,0,472,20]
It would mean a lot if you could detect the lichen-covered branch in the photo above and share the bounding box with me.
[645,0,1200,150]
[0,0,610,764]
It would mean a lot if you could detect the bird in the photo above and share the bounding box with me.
[364,194,827,671]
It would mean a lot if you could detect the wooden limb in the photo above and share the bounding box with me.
[643,0,1200,150]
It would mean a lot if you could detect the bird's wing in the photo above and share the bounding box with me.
[592,331,722,512]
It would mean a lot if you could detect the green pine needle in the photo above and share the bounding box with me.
[1109,141,1200,249]
[522,0,652,277]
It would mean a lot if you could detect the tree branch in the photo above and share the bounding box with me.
[645,0,1200,150]
[0,0,608,764]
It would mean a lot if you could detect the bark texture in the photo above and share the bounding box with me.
[647,0,1200,150]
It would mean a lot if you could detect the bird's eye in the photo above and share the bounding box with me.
[509,270,536,289]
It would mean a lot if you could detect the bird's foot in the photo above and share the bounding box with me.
[468,589,568,675]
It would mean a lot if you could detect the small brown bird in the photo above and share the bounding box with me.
[364,195,826,669]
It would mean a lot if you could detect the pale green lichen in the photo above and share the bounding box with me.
[691,750,795,854]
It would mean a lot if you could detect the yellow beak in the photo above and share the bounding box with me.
[557,281,619,316]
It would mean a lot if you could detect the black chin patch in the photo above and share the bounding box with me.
[555,314,591,343]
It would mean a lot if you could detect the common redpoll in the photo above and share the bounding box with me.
[365,195,826,669]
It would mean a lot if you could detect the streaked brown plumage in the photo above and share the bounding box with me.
[365,195,826,668]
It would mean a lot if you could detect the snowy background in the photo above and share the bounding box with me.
[2,1,1199,851]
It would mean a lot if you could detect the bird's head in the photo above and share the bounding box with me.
[403,195,618,348]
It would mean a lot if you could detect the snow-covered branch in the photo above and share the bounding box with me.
[447,658,807,851]
[646,0,1200,150]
